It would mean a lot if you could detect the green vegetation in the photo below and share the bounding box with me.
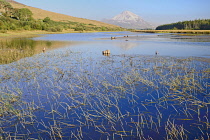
[0,39,36,64]
[0,0,123,32]
[0,38,70,64]
[156,19,210,30]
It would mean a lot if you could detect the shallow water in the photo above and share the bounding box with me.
[0,32,210,140]
[0,39,71,64]
[34,31,210,58]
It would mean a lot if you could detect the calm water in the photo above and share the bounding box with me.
[34,31,210,58]
[0,32,210,139]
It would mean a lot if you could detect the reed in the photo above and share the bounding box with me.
[0,46,209,139]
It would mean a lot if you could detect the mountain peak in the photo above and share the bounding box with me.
[102,11,155,29]
[121,11,134,15]
[112,11,140,21]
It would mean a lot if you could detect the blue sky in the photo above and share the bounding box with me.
[15,0,210,25]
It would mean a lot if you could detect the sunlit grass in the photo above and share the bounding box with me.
[0,38,71,64]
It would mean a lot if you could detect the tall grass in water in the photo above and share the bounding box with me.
[0,39,68,64]
[0,49,209,139]
[0,39,36,64]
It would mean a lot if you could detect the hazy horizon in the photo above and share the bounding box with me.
[14,0,210,25]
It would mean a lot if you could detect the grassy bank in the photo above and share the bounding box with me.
[134,30,210,34]
[0,30,52,39]
[0,29,114,39]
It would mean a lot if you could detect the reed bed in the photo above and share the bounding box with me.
[0,39,36,64]
[0,38,71,65]
[0,48,209,139]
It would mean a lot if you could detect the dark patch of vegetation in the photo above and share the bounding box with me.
[156,19,210,30]
[0,0,123,32]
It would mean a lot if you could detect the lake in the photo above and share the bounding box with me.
[0,31,209,140]
[34,31,210,58]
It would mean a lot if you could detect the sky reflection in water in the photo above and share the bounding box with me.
[34,32,210,58]
[0,32,210,139]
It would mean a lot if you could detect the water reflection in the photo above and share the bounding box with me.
[115,41,139,50]
[1,32,210,64]
[0,32,210,139]
[102,53,110,56]
[33,32,210,58]
[0,38,70,64]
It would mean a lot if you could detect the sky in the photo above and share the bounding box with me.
[14,0,210,25]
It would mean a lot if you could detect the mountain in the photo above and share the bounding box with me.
[102,11,154,29]
[7,0,119,28]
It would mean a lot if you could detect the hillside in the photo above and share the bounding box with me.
[156,19,210,30]
[8,0,119,28]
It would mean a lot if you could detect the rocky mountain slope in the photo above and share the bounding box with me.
[103,11,154,29]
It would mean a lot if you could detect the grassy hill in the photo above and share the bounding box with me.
[8,0,119,28]
[0,0,123,35]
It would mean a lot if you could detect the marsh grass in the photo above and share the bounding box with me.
[0,49,209,139]
[0,38,71,64]
[0,91,21,117]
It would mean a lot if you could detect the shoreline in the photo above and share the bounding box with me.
[3,29,210,40]
[0,30,120,40]
[134,30,210,34]
[0,30,68,39]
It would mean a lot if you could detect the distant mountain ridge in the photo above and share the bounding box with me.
[103,11,154,29]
